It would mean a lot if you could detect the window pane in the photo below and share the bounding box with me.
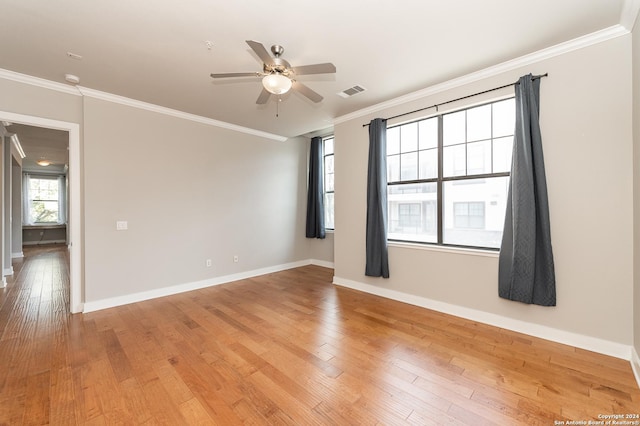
[324,193,334,229]
[400,152,418,181]
[388,182,437,243]
[493,98,515,137]
[418,148,437,180]
[467,104,491,142]
[419,118,438,149]
[387,154,400,182]
[400,122,418,153]
[29,177,60,223]
[30,200,59,223]
[443,110,465,146]
[387,127,400,155]
[443,177,509,248]
[325,154,334,174]
[493,136,513,173]
[325,170,334,192]
[324,138,334,155]
[443,145,466,177]
[467,140,491,175]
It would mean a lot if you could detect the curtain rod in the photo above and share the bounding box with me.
[362,73,548,127]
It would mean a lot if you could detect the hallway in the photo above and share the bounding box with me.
[0,245,71,424]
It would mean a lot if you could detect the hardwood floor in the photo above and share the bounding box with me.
[1,246,638,425]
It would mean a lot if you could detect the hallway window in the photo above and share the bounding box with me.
[23,174,66,225]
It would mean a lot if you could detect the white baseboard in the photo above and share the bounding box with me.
[333,276,633,361]
[0,276,5,288]
[632,347,640,389]
[3,267,13,276]
[83,259,314,313]
[310,259,335,269]
[12,251,23,259]
[23,240,67,246]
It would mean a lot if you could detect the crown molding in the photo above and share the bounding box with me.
[621,0,640,31]
[77,87,288,142]
[0,67,288,142]
[0,68,81,96]
[333,25,629,125]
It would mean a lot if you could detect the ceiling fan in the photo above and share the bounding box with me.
[210,40,336,104]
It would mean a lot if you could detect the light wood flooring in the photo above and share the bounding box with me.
[0,245,639,425]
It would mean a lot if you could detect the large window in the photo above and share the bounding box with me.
[323,136,335,230]
[387,98,514,249]
[24,174,66,225]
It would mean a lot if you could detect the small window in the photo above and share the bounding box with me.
[24,175,65,224]
[387,97,514,249]
[323,137,335,230]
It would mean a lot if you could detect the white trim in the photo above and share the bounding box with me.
[3,267,13,276]
[0,276,5,288]
[310,259,335,269]
[11,251,23,259]
[23,240,67,246]
[0,111,82,314]
[0,68,81,96]
[333,276,633,361]
[631,347,640,389]
[83,260,312,313]
[389,241,499,258]
[77,87,288,143]
[0,67,288,143]
[333,25,629,125]
[620,0,640,31]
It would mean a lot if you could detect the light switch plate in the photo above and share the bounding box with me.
[116,221,128,231]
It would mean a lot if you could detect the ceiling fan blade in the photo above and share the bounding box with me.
[246,40,274,66]
[293,63,336,75]
[210,72,258,78]
[256,88,271,104]
[292,81,323,103]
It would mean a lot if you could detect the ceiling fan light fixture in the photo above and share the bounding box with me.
[262,73,292,95]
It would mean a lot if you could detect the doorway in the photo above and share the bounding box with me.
[0,110,81,313]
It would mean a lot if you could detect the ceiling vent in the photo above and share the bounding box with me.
[337,85,366,98]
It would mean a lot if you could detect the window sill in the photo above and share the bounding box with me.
[388,240,499,258]
[23,224,67,230]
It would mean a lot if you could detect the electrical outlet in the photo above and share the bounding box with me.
[233,255,239,263]
[206,259,212,267]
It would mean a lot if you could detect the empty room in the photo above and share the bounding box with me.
[1,0,639,424]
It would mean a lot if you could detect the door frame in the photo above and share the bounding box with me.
[1,110,82,313]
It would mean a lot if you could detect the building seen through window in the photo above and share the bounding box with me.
[387,98,514,249]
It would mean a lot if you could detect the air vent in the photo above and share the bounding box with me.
[337,85,366,98]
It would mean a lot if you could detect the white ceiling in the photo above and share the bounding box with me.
[0,0,636,140]
[4,123,69,173]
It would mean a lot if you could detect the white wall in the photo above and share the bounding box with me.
[334,35,634,349]
[82,96,311,303]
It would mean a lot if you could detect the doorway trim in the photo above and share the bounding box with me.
[0,110,82,313]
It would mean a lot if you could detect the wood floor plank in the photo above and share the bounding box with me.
[2,246,639,425]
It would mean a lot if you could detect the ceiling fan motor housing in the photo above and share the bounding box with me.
[264,57,293,77]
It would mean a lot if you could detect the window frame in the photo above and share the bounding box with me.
[25,174,65,225]
[322,136,335,231]
[387,97,514,250]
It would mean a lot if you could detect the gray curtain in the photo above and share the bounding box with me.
[365,118,390,278]
[499,74,556,306]
[305,136,325,239]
